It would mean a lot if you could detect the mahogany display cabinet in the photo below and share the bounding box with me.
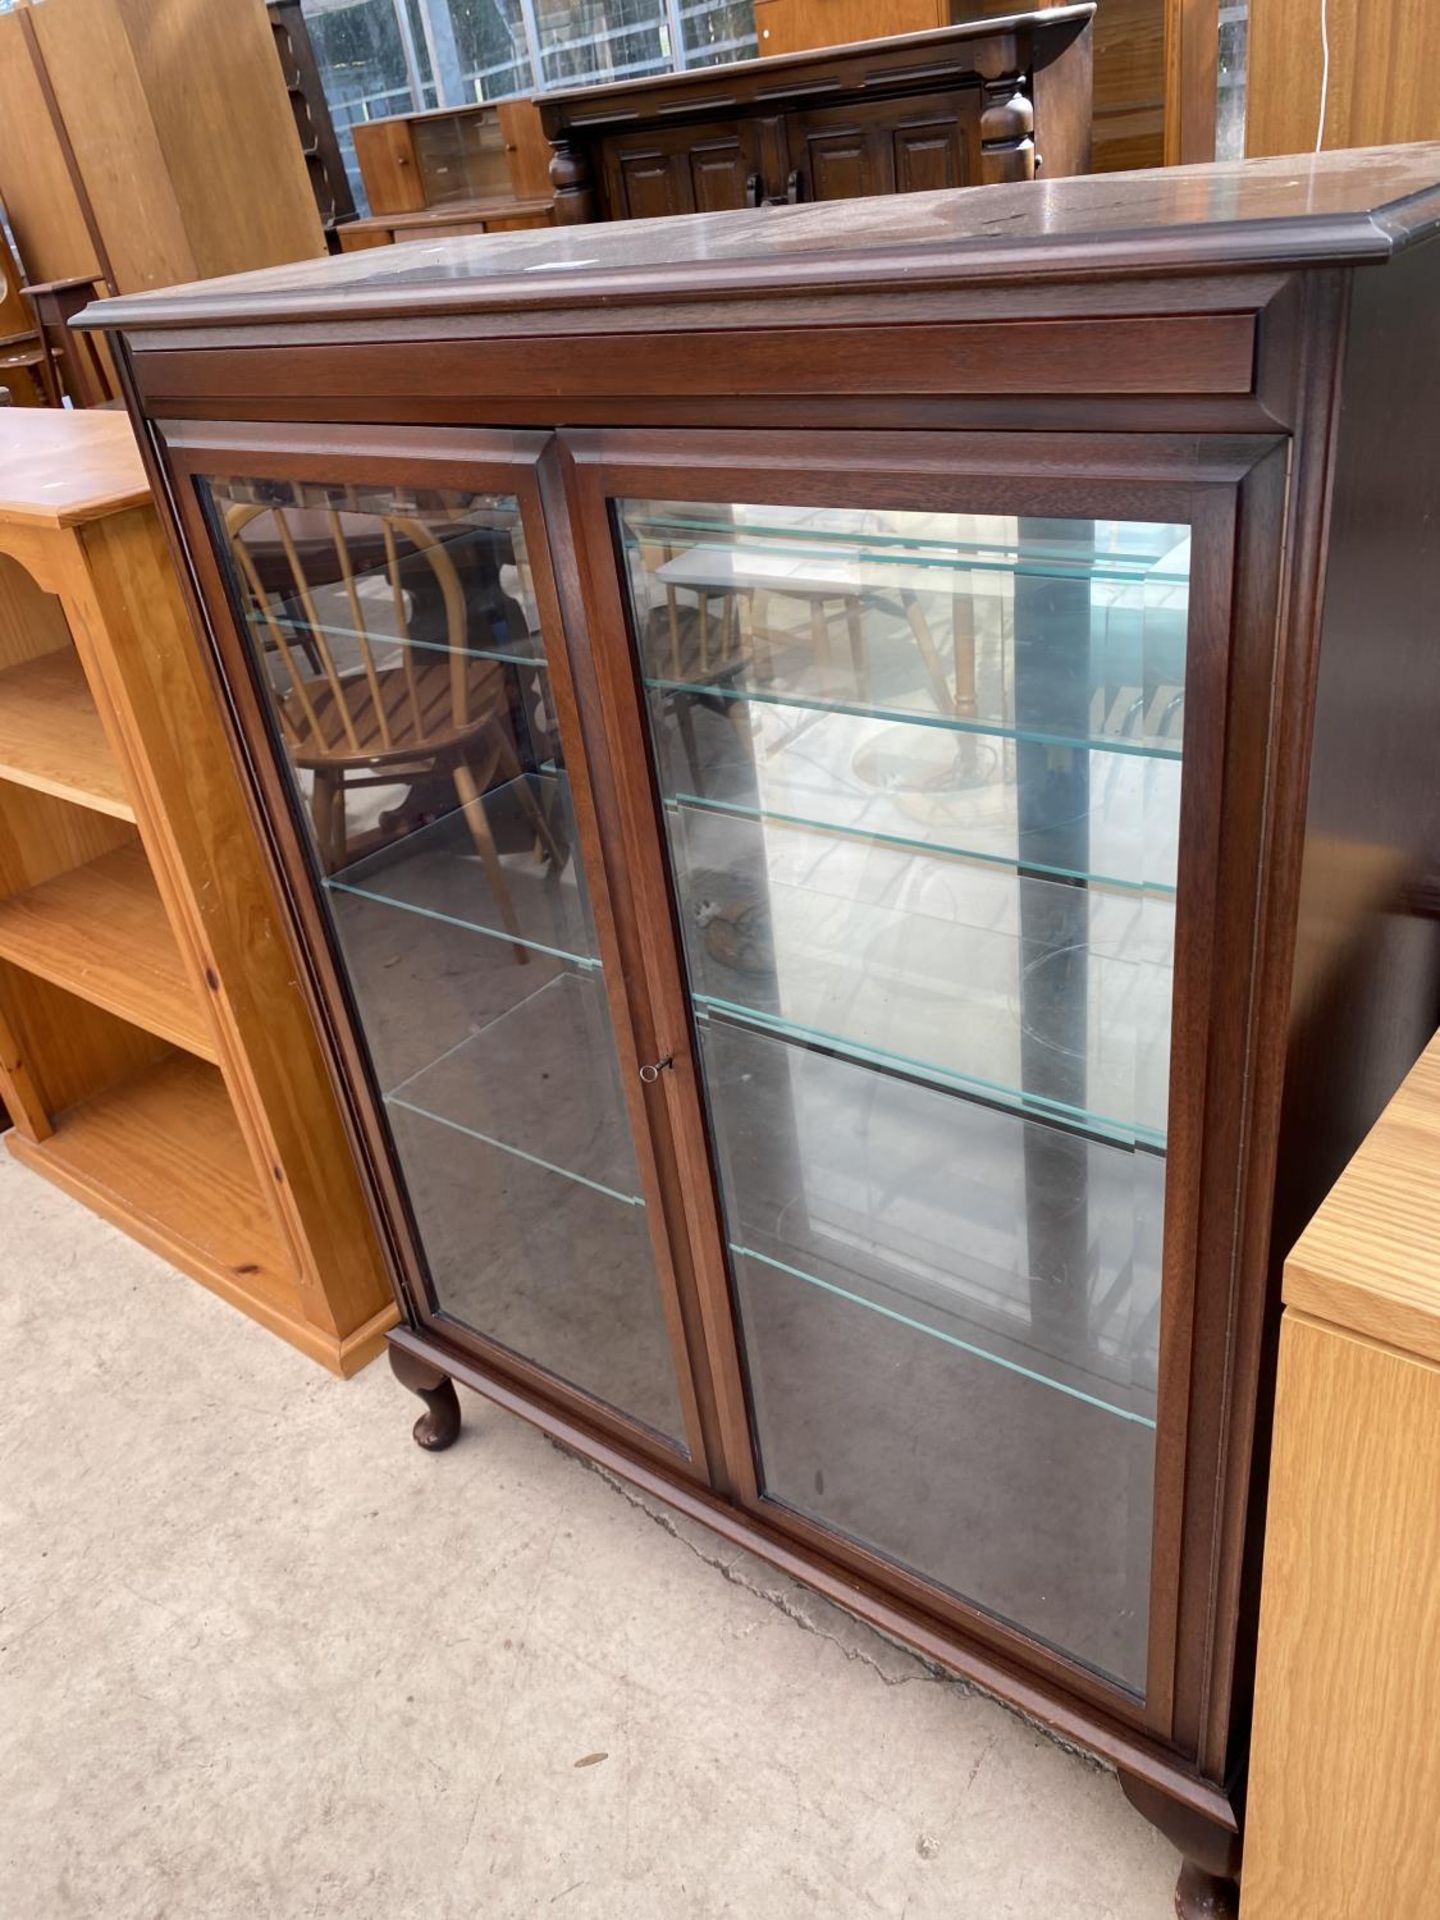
[85,145,1440,1917]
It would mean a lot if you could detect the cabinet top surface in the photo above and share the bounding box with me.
[0,409,149,528]
[84,144,1440,335]
[1285,1032,1440,1361]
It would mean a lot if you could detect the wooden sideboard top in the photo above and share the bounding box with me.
[535,5,1093,120]
[1285,1031,1440,1363]
[81,143,1440,335]
[0,407,147,527]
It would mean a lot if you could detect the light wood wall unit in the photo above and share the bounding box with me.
[353,97,552,219]
[1243,1033,1440,1919]
[1246,0,1440,157]
[0,410,395,1375]
[0,0,323,295]
[751,0,1163,170]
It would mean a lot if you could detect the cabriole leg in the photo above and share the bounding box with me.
[389,1344,462,1452]
[1117,1772,1240,1920]
[1175,1861,1240,1918]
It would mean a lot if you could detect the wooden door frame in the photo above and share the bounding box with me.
[128,394,1298,1845]
[557,424,1290,1755]
[1164,0,1220,164]
[154,418,728,1486]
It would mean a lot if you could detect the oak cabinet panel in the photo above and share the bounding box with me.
[539,8,1094,222]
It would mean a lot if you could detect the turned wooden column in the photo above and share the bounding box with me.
[980,74,1037,184]
[548,138,597,225]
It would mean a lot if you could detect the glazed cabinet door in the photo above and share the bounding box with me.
[561,427,1286,1733]
[162,425,716,1478]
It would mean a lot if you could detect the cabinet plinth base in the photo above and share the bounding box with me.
[389,1340,462,1450]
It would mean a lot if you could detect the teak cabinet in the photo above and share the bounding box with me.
[0,411,395,1373]
[88,146,1440,1917]
[354,98,553,216]
[537,8,1095,222]
[347,98,556,253]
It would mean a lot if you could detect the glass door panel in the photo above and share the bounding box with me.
[201,474,686,1449]
[617,497,1191,1693]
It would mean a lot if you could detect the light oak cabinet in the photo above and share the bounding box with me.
[1244,1035,1440,1919]
[0,411,394,1373]
[88,147,1440,1914]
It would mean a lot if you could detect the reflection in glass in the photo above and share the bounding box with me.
[204,475,685,1446]
[619,498,1191,1691]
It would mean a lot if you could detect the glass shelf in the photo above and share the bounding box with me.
[664,786,1177,899]
[324,773,599,970]
[391,1097,684,1444]
[249,608,547,672]
[735,1243,1156,1428]
[621,501,1191,758]
[650,679,1181,896]
[625,506,1192,587]
[386,968,645,1208]
[703,1017,1161,1421]
[673,806,1175,1147]
[732,1238,1154,1694]
[645,674,1184,763]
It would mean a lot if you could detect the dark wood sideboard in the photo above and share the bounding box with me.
[85,146,1440,1918]
[537,7,1095,222]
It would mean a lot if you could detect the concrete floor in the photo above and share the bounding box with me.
[0,1152,1182,1919]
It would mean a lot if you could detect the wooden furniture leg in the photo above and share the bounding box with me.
[23,277,115,407]
[1174,1863,1240,1918]
[389,1342,462,1450]
[452,757,529,964]
[494,731,565,869]
[808,592,835,695]
[900,590,956,715]
[844,595,869,703]
[311,765,343,872]
[1117,1773,1240,1919]
[951,578,978,774]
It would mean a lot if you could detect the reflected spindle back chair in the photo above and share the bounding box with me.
[225,497,559,962]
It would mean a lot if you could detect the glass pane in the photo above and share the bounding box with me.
[302,0,433,212]
[202,474,686,1448]
[1215,2,1250,161]
[413,111,514,204]
[449,0,536,100]
[619,497,1191,1692]
[681,0,757,68]
[533,0,671,87]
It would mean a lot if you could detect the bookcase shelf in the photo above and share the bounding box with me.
[0,650,134,819]
[9,1051,294,1324]
[0,842,216,1061]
